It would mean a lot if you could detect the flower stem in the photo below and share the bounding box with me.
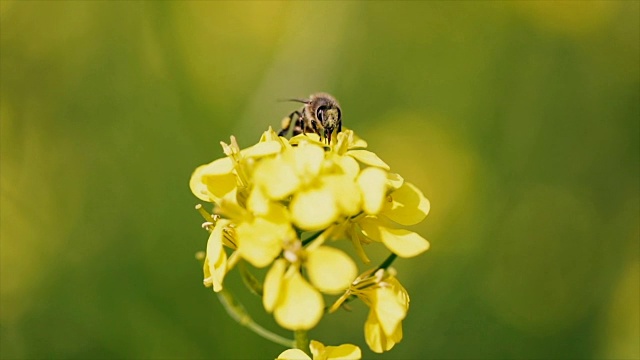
[376,253,398,271]
[217,288,295,348]
[294,330,310,354]
[239,261,263,296]
[301,230,324,246]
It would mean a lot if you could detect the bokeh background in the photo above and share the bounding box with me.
[1,1,638,359]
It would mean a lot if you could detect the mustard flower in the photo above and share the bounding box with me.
[191,124,431,356]
[190,128,285,205]
[263,238,357,330]
[277,340,362,360]
[252,140,363,231]
[330,129,390,171]
[357,180,431,257]
[232,200,296,268]
[202,218,235,292]
[330,268,409,353]
[334,176,431,263]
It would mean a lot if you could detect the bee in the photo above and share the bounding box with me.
[278,92,342,144]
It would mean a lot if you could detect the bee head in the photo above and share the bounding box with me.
[316,106,341,143]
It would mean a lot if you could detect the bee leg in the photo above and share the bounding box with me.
[278,110,303,137]
[292,116,305,136]
[308,118,324,142]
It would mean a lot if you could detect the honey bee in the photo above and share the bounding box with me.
[278,93,342,144]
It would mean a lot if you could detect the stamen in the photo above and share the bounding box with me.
[374,268,385,282]
[202,221,215,230]
[283,250,298,264]
[220,141,233,156]
[222,228,237,249]
[196,204,217,223]
[283,239,303,264]
[230,136,240,153]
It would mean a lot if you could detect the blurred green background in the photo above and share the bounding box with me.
[1,1,638,359]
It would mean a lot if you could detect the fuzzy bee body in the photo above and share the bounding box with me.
[278,93,342,144]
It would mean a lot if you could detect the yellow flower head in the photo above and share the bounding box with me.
[263,237,357,330]
[202,219,233,292]
[330,268,409,353]
[253,140,363,230]
[190,128,285,205]
[190,126,431,354]
[345,178,431,262]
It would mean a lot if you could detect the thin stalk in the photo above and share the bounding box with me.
[217,288,295,348]
[301,230,324,246]
[376,253,398,271]
[239,261,263,297]
[294,330,310,354]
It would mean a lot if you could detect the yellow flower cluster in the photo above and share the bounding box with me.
[190,127,430,354]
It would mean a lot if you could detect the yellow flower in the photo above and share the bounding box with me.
[236,211,295,268]
[264,259,324,330]
[253,141,362,231]
[330,268,409,353]
[343,178,430,262]
[277,340,362,360]
[288,128,387,172]
[201,214,236,292]
[263,239,357,330]
[191,127,430,353]
[219,195,296,269]
[331,130,390,171]
[190,128,284,204]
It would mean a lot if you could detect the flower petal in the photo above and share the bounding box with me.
[289,133,324,147]
[357,167,388,215]
[190,157,236,201]
[333,154,360,179]
[306,246,357,294]
[274,268,324,330]
[323,343,362,360]
[350,138,368,149]
[277,349,311,360]
[348,150,390,170]
[375,286,407,336]
[246,186,270,216]
[359,219,430,258]
[190,165,212,202]
[241,140,282,158]
[236,212,294,268]
[386,172,404,192]
[364,311,396,353]
[293,142,325,177]
[263,259,287,312]
[204,219,231,292]
[382,182,430,226]
[254,157,300,200]
[290,188,339,231]
[323,175,361,217]
[309,340,326,358]
[259,126,281,142]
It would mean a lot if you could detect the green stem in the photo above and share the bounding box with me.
[217,288,295,348]
[301,230,324,246]
[239,261,263,296]
[376,253,398,271]
[294,330,310,354]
